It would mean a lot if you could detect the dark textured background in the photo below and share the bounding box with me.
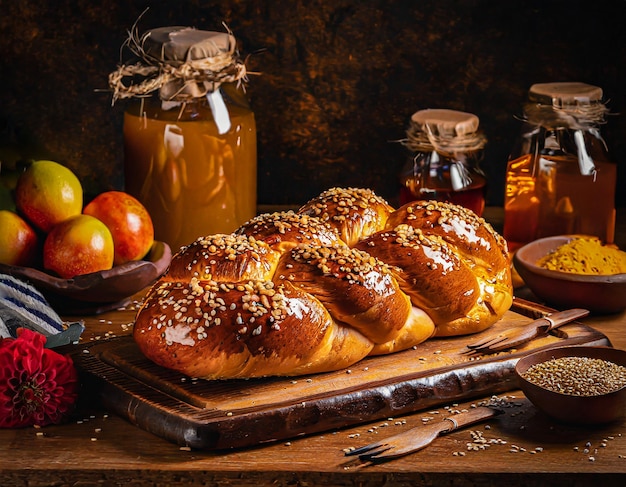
[1,0,624,208]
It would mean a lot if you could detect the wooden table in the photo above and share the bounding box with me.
[2,208,626,486]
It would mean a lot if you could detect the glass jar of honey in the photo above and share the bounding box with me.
[109,26,256,251]
[399,109,487,216]
[503,82,616,251]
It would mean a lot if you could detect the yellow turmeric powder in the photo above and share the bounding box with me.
[537,237,626,275]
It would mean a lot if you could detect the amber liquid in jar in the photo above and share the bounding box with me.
[504,153,616,251]
[123,93,256,251]
[400,156,487,216]
[400,178,486,216]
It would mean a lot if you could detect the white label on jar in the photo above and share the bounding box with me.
[164,124,184,157]
[450,161,471,191]
[574,129,596,177]
[207,90,232,135]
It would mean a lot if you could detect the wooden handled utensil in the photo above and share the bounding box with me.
[344,406,502,465]
[464,308,590,355]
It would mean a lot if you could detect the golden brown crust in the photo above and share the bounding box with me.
[133,278,374,379]
[166,234,281,283]
[273,244,411,344]
[370,306,435,355]
[355,225,480,326]
[384,201,513,336]
[134,188,513,379]
[298,187,394,246]
[386,200,510,278]
[236,211,344,253]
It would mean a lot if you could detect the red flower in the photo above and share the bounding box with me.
[0,328,78,428]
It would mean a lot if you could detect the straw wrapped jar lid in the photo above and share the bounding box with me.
[405,109,486,153]
[529,82,603,106]
[109,26,247,102]
[411,109,480,137]
[524,82,607,128]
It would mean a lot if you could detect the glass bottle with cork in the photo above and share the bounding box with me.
[109,26,256,252]
[503,82,616,251]
[399,109,488,216]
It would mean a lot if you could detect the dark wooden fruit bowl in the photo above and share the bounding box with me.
[0,241,171,315]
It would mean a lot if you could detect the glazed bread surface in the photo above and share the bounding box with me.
[134,188,513,379]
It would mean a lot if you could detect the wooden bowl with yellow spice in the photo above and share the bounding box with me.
[513,235,626,313]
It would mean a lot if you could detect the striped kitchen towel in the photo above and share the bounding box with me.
[0,273,84,348]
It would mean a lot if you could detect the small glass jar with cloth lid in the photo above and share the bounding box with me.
[399,109,487,216]
[109,26,256,252]
[503,82,616,251]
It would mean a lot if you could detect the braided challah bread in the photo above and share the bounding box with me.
[134,187,513,379]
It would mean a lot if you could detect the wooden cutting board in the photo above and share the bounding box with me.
[70,298,610,450]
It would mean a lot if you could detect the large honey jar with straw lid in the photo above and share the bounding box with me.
[399,109,487,216]
[503,82,616,251]
[109,26,256,252]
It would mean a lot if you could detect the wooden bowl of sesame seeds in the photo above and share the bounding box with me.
[515,345,626,425]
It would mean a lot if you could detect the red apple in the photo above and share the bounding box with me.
[43,214,114,278]
[0,210,39,267]
[83,191,155,266]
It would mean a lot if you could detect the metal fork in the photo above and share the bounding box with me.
[344,406,501,465]
[463,308,589,355]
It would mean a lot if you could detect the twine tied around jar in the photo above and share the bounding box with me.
[108,25,247,103]
[523,99,609,130]
[521,83,612,177]
[522,99,609,177]
[399,109,487,194]
[401,109,486,156]
[403,123,487,154]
